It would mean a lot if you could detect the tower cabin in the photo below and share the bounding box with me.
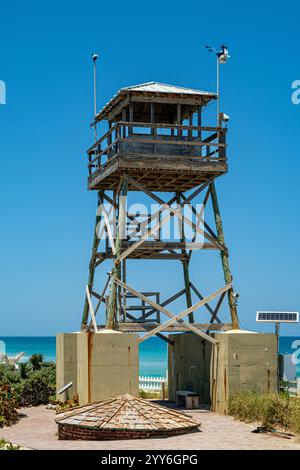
[88,82,227,192]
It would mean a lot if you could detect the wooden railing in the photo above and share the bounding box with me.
[88,121,227,176]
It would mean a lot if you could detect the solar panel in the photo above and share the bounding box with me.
[256,311,299,323]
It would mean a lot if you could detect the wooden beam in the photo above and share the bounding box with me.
[124,174,225,251]
[209,291,226,325]
[97,180,122,242]
[138,284,231,343]
[136,287,186,322]
[126,312,174,345]
[118,137,225,148]
[190,282,221,323]
[97,322,232,332]
[81,190,104,330]
[118,121,222,132]
[176,191,194,323]
[88,273,111,330]
[106,180,127,329]
[210,181,239,329]
[117,211,172,262]
[101,205,116,255]
[85,286,98,333]
[114,278,226,344]
[128,95,213,106]
[184,178,214,205]
[188,186,211,262]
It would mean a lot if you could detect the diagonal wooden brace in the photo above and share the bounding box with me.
[114,279,230,344]
[136,283,231,343]
[123,174,226,252]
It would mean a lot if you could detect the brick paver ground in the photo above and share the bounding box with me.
[1,405,300,450]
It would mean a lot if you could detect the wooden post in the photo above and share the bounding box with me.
[210,181,239,329]
[106,179,128,329]
[188,113,193,139]
[122,259,127,321]
[150,102,156,154]
[176,192,194,323]
[177,104,181,137]
[81,190,104,330]
[122,108,127,138]
[198,106,202,156]
[129,102,133,135]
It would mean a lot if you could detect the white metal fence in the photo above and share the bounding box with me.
[139,376,167,393]
[286,378,300,396]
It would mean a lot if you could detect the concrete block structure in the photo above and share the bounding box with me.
[168,331,277,414]
[168,333,213,405]
[213,331,277,413]
[56,333,78,402]
[56,332,139,405]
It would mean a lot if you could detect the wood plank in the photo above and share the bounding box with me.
[135,287,186,322]
[118,137,225,148]
[85,286,98,333]
[123,174,225,251]
[118,121,222,132]
[117,212,172,262]
[101,205,116,255]
[138,284,231,343]
[190,282,221,323]
[114,278,222,344]
[97,322,233,332]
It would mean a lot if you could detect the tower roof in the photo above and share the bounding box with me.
[122,81,215,95]
[94,81,216,122]
[56,393,199,435]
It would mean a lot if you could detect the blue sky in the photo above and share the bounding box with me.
[0,0,299,336]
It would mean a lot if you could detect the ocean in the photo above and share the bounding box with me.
[0,336,299,378]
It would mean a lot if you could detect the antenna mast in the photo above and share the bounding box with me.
[92,53,99,141]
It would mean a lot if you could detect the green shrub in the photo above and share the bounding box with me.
[0,383,18,427]
[0,358,56,409]
[0,364,21,385]
[19,362,29,380]
[18,375,52,406]
[0,438,20,450]
[228,391,300,433]
[29,354,44,371]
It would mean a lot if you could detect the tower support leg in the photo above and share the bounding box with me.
[210,181,239,329]
[106,180,128,329]
[81,190,104,330]
[176,192,194,323]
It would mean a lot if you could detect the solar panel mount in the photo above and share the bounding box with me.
[256,311,299,323]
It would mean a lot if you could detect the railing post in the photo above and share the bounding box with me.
[129,103,133,135]
[88,152,92,176]
[97,141,101,169]
[219,128,227,160]
[198,106,202,157]
[177,104,182,138]
[188,114,193,139]
[115,123,120,154]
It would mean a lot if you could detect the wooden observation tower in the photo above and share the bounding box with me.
[81,82,239,344]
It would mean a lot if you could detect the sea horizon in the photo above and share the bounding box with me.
[1,335,300,378]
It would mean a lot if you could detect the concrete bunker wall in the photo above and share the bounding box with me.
[168,331,278,413]
[56,332,139,405]
[168,333,213,405]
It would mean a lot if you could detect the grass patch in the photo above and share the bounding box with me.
[228,391,300,434]
[0,438,19,450]
[139,390,164,399]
